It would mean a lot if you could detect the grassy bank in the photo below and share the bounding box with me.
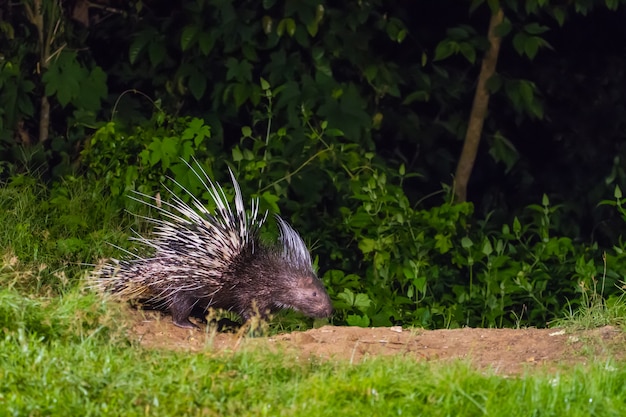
[0,289,624,416]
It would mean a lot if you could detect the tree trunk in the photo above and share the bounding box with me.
[453,7,505,203]
[24,0,53,143]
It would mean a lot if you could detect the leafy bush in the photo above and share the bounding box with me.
[323,167,617,328]
[79,94,626,329]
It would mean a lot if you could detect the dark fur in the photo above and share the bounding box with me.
[101,241,333,329]
[168,246,332,328]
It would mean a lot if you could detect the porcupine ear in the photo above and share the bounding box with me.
[275,215,314,271]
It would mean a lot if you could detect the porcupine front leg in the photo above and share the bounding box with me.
[169,293,199,329]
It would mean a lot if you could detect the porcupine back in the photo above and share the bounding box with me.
[95,161,333,329]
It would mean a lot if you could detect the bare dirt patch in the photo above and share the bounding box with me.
[127,310,625,375]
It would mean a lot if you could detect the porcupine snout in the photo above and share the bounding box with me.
[293,276,333,318]
[276,274,333,319]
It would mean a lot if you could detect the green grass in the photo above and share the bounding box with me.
[0,313,623,415]
[0,287,625,416]
[0,174,142,294]
[551,262,626,330]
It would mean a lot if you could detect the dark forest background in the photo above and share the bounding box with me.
[2,0,626,329]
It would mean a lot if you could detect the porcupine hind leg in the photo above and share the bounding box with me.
[169,293,200,329]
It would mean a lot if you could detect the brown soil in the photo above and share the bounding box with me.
[127,310,625,375]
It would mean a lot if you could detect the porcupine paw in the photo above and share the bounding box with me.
[170,297,199,329]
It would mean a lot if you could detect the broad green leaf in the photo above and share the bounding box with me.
[397,29,407,43]
[482,239,493,256]
[494,18,512,37]
[241,126,252,137]
[458,42,476,64]
[402,90,429,105]
[232,83,249,108]
[606,0,619,10]
[346,314,370,327]
[285,18,296,37]
[42,51,81,107]
[17,91,34,117]
[276,18,285,36]
[325,128,344,137]
[148,42,166,67]
[518,81,534,106]
[524,23,549,35]
[188,71,207,101]
[525,0,538,14]
[225,58,253,82]
[277,18,296,37]
[197,32,216,56]
[261,191,280,212]
[524,36,541,59]
[260,77,270,91]
[232,146,243,162]
[363,65,378,82]
[553,7,566,26]
[488,131,519,173]
[75,66,107,111]
[358,238,376,254]
[129,29,156,64]
[512,32,526,56]
[180,25,198,51]
[307,20,319,37]
[433,40,457,61]
[513,217,521,235]
[354,293,372,309]
[461,237,473,248]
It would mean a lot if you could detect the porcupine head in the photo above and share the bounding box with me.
[226,215,334,322]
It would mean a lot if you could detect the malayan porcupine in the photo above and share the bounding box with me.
[94,161,333,329]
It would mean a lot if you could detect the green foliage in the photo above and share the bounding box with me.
[322,163,618,328]
[83,113,216,199]
[0,59,35,143]
[112,0,408,147]
[0,1,109,175]
[42,50,107,112]
[0,174,134,293]
[434,25,483,63]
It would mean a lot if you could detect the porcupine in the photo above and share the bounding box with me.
[94,161,333,329]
